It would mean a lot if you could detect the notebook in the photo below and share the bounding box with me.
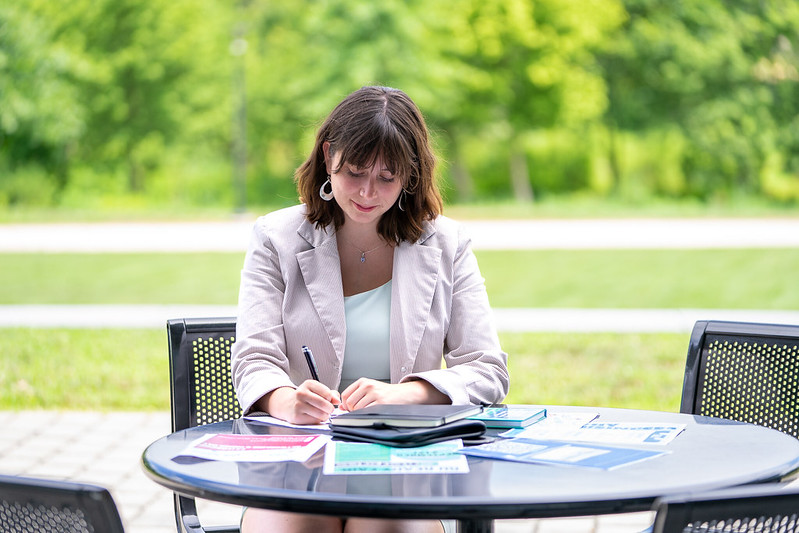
[467,406,547,428]
[329,404,483,428]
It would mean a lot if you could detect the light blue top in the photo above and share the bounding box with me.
[339,280,392,392]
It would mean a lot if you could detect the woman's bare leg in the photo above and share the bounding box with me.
[241,508,343,533]
[344,518,444,533]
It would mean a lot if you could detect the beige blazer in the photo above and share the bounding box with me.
[231,205,509,413]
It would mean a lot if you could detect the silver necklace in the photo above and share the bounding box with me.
[345,239,387,263]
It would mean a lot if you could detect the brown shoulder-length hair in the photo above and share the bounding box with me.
[296,86,443,244]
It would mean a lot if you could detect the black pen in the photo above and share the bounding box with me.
[302,345,321,381]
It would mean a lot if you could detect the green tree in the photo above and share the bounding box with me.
[0,3,84,204]
[239,0,625,204]
[424,0,625,201]
[600,0,799,200]
[28,0,231,196]
[240,0,457,204]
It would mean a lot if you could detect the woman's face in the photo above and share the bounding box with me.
[324,143,403,228]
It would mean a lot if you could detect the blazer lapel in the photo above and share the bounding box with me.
[296,221,346,361]
[391,226,441,378]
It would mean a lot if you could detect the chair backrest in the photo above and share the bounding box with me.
[167,317,242,433]
[0,474,125,533]
[652,483,799,533]
[680,320,799,438]
[167,317,242,533]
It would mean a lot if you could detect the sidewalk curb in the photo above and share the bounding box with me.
[2,218,799,252]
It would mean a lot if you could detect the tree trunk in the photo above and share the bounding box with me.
[450,156,474,201]
[128,152,144,193]
[608,125,620,192]
[444,132,474,202]
[510,150,534,202]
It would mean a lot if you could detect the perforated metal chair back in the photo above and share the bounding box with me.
[681,320,799,438]
[168,317,242,432]
[653,483,799,533]
[167,317,241,533]
[0,474,125,533]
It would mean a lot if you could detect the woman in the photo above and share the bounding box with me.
[231,86,509,533]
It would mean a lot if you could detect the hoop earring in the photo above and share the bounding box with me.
[319,177,334,201]
[397,190,407,212]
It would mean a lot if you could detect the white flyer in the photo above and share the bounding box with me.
[559,422,686,445]
[501,411,599,439]
[506,417,685,445]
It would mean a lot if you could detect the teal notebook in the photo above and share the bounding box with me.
[468,406,546,428]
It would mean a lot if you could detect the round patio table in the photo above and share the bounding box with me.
[142,406,799,533]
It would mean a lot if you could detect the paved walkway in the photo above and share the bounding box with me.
[3,304,799,333]
[1,217,799,252]
[0,410,654,533]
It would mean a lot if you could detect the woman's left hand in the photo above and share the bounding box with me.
[340,378,449,411]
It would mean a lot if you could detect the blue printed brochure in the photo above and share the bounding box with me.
[468,406,547,428]
[459,437,667,470]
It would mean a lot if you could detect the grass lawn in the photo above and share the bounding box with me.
[1,328,168,410]
[2,248,799,308]
[480,248,799,309]
[0,329,687,412]
[1,253,242,305]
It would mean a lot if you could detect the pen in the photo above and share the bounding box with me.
[302,345,321,381]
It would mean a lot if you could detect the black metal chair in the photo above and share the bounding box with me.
[681,320,799,439]
[0,474,125,533]
[631,320,799,533]
[167,317,241,533]
[652,483,799,532]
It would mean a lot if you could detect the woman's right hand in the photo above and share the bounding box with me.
[263,383,341,425]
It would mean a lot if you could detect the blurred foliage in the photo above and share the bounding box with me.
[1,0,798,211]
[601,0,799,202]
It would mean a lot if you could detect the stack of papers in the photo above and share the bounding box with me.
[473,410,686,470]
[177,433,471,474]
[203,408,687,473]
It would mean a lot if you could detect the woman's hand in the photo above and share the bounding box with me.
[262,383,341,425]
[340,378,449,411]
